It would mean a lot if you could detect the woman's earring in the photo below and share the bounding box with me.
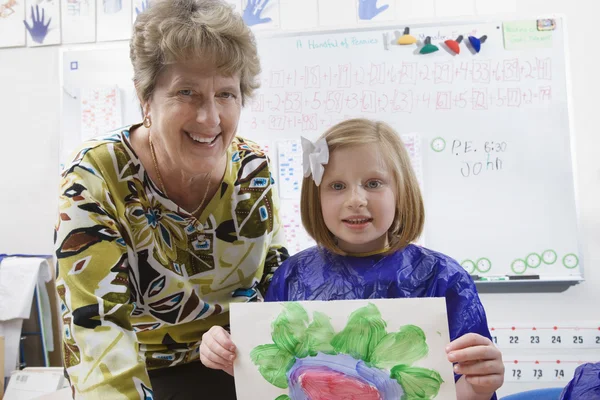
[143,115,152,128]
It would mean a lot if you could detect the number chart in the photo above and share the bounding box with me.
[490,324,600,349]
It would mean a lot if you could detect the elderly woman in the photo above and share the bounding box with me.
[54,0,287,398]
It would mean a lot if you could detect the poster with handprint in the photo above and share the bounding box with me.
[231,298,457,400]
[242,0,279,30]
[0,0,26,48]
[132,0,149,24]
[357,0,393,22]
[61,0,96,44]
[97,0,132,42]
[24,0,60,46]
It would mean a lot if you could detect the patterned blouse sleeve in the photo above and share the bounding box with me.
[55,164,152,399]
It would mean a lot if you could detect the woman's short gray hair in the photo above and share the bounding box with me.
[131,0,261,106]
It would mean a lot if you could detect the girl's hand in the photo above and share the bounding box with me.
[447,333,504,399]
[200,326,236,376]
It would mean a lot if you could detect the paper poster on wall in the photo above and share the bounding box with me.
[279,199,315,255]
[318,0,356,27]
[277,139,303,199]
[97,0,132,42]
[279,0,317,30]
[24,0,60,46]
[80,86,123,140]
[132,0,149,23]
[61,0,96,44]
[435,0,475,17]
[475,0,516,15]
[357,0,393,22]
[0,0,26,48]
[242,0,279,30]
[395,0,435,20]
[231,298,457,400]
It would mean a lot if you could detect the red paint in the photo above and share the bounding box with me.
[514,360,518,364]
[299,370,381,400]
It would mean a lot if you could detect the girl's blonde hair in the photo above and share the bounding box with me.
[130,0,260,106]
[301,118,424,255]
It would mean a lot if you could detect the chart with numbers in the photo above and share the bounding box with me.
[489,325,600,349]
[277,140,303,199]
[80,86,122,140]
[279,199,315,254]
[503,358,595,383]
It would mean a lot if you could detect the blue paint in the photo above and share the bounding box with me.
[358,0,389,20]
[23,5,51,44]
[243,0,272,26]
[287,353,403,400]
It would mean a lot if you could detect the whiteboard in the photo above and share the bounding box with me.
[60,17,583,282]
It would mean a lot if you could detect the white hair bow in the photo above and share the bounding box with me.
[301,136,329,186]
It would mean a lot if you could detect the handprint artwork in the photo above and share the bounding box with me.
[242,0,272,26]
[23,4,51,43]
[358,0,389,20]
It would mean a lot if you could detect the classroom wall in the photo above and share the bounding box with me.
[1,0,598,397]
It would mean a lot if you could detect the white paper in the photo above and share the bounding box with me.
[80,86,123,140]
[242,0,280,30]
[0,257,51,320]
[24,0,60,47]
[231,298,457,400]
[0,0,26,48]
[277,139,303,199]
[61,0,96,44]
[0,319,23,378]
[475,0,517,15]
[318,0,356,27]
[395,0,435,20]
[97,0,132,42]
[279,199,315,254]
[435,0,475,17]
[5,370,65,399]
[279,0,317,30]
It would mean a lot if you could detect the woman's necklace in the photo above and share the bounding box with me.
[148,133,214,217]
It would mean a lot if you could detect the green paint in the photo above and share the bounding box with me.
[251,302,444,397]
[370,325,428,369]
[306,311,336,356]
[250,344,295,389]
[331,303,387,361]
[503,20,553,50]
[390,365,444,400]
[461,259,476,274]
[271,303,310,358]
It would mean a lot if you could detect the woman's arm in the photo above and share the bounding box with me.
[56,167,151,399]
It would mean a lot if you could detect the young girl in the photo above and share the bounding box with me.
[200,119,504,399]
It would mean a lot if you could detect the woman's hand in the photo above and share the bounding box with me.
[200,326,236,376]
[447,333,504,399]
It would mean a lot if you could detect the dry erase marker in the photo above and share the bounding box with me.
[479,276,509,282]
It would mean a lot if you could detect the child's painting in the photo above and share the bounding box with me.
[230,298,457,400]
